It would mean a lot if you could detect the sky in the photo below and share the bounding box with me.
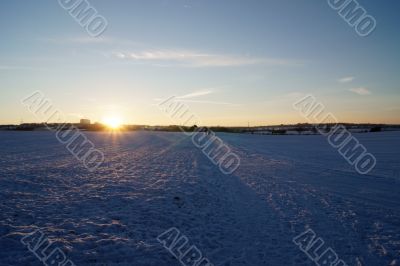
[0,0,399,126]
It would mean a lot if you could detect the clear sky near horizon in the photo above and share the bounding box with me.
[0,0,399,126]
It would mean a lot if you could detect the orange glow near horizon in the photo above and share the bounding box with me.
[102,116,123,130]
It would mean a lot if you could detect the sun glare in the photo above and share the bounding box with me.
[103,116,122,129]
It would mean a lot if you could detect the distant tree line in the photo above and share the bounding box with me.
[0,123,395,134]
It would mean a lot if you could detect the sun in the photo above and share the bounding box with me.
[102,116,122,130]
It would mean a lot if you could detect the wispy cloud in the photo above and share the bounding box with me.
[176,88,240,105]
[338,76,355,83]
[42,38,301,68]
[112,50,301,67]
[177,89,214,99]
[154,88,239,106]
[178,99,241,106]
[349,87,371,95]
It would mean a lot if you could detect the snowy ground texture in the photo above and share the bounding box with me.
[0,131,399,266]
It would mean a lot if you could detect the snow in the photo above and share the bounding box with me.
[0,131,399,265]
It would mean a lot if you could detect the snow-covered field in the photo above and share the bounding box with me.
[0,131,399,266]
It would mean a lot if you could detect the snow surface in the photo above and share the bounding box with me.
[0,131,399,266]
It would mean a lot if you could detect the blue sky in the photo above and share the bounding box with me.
[0,0,399,126]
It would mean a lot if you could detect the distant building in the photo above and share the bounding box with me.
[80,119,91,125]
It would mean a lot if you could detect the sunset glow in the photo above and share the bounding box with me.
[102,116,123,130]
